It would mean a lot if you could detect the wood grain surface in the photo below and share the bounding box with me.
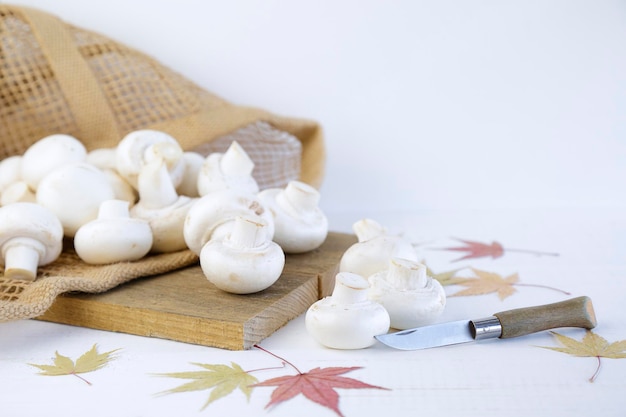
[36,232,356,350]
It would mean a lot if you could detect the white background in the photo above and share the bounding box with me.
[3,0,626,221]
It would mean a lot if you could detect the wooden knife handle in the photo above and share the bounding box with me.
[494,296,597,339]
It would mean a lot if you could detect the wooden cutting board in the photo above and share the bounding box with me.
[36,232,356,350]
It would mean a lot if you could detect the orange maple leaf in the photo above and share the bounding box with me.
[252,366,388,417]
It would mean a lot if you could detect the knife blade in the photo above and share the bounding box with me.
[375,296,596,350]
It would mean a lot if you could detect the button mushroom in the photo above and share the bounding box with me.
[367,258,446,329]
[196,141,259,196]
[0,202,64,281]
[305,272,390,349]
[258,180,328,253]
[339,218,418,278]
[20,134,87,192]
[36,162,116,237]
[115,129,186,190]
[130,156,196,253]
[74,199,153,264]
[199,215,284,294]
[183,189,274,256]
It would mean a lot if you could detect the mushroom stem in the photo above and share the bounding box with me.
[137,158,179,209]
[386,258,429,290]
[227,216,265,249]
[331,272,369,304]
[220,141,254,177]
[353,218,387,242]
[97,199,131,220]
[2,237,45,280]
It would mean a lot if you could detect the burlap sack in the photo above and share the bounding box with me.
[0,5,325,321]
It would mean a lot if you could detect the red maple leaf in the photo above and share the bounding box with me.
[439,238,559,262]
[252,366,388,417]
[443,238,505,261]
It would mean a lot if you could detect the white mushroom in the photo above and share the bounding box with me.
[86,148,137,204]
[305,272,390,349]
[183,189,274,256]
[1,181,36,206]
[200,215,284,294]
[74,199,153,264]
[197,141,259,196]
[20,134,87,191]
[339,218,418,278]
[0,202,63,281]
[0,155,22,194]
[258,180,328,253]
[176,151,204,197]
[368,258,446,329]
[130,156,195,253]
[36,162,116,237]
[115,129,186,190]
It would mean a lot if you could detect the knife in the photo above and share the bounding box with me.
[375,296,596,350]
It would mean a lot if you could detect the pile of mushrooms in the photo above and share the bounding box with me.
[0,131,330,292]
[0,130,447,351]
[306,218,446,350]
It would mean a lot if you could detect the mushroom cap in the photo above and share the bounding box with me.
[0,202,64,266]
[305,273,390,350]
[258,181,328,253]
[368,258,446,329]
[339,233,418,278]
[74,217,153,264]
[115,129,185,189]
[36,162,116,237]
[20,134,87,190]
[199,233,285,294]
[183,189,274,255]
[0,155,22,193]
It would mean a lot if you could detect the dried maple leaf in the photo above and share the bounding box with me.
[539,330,626,382]
[252,366,389,417]
[29,344,119,385]
[449,268,569,300]
[155,362,258,410]
[439,238,558,262]
[450,268,519,300]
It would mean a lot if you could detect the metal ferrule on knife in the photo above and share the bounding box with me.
[470,316,502,340]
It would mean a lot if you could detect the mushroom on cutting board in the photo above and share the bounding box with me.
[258,180,328,253]
[199,215,284,294]
[0,202,64,281]
[183,188,274,256]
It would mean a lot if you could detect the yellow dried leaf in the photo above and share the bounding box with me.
[450,268,519,300]
[539,330,626,382]
[155,362,259,410]
[29,344,119,385]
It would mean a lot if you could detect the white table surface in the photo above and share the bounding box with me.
[2,207,625,417]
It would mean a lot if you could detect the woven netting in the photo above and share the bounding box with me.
[0,5,325,322]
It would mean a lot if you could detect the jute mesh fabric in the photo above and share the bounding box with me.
[0,5,325,321]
